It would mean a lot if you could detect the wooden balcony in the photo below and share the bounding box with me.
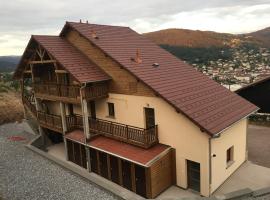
[34,82,108,103]
[66,114,83,132]
[34,83,81,103]
[37,111,63,133]
[88,118,158,148]
[22,94,37,117]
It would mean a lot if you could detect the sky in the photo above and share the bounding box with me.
[0,0,270,56]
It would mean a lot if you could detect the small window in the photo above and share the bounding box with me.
[226,146,234,166]
[108,102,115,117]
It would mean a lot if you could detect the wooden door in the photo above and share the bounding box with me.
[144,108,155,129]
[80,145,87,169]
[110,156,119,184]
[135,165,146,197]
[73,142,81,166]
[122,160,132,190]
[99,152,108,178]
[90,101,96,119]
[187,160,200,192]
[67,139,74,163]
[89,148,98,174]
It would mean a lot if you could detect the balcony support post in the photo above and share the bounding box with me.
[82,99,90,139]
[60,102,67,134]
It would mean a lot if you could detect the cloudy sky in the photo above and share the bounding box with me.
[1,0,270,55]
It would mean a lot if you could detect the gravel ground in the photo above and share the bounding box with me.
[0,122,119,200]
[247,125,270,168]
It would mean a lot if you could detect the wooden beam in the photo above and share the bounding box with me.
[55,69,68,73]
[28,60,57,64]
[23,70,32,74]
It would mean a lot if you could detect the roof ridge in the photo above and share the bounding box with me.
[66,21,130,29]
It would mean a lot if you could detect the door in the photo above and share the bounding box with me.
[67,139,74,163]
[73,142,82,166]
[187,160,200,192]
[90,148,98,174]
[90,101,96,119]
[144,108,155,129]
[122,160,132,190]
[80,145,87,169]
[110,156,120,184]
[135,165,146,197]
[99,152,108,178]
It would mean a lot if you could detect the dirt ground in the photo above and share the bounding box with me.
[248,124,270,168]
[0,92,24,125]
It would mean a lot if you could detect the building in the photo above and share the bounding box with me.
[236,76,270,114]
[14,22,258,198]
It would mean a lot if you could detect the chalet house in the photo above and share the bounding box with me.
[14,22,258,198]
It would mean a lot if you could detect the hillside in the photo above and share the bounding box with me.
[0,56,20,72]
[144,28,268,48]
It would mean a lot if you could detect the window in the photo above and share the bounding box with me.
[144,108,155,129]
[108,103,115,117]
[226,146,234,167]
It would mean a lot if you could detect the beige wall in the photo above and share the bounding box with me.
[94,93,211,196]
[210,119,247,193]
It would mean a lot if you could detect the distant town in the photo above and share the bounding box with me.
[192,42,270,91]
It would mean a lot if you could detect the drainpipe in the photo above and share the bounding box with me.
[80,83,90,142]
[209,133,220,195]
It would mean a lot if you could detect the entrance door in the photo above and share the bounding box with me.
[90,101,96,119]
[135,165,146,197]
[122,160,132,190]
[144,108,155,129]
[73,142,81,166]
[110,156,119,184]
[90,148,98,174]
[67,139,74,163]
[187,160,200,192]
[99,151,108,178]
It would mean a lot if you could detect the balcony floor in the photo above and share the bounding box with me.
[65,130,170,166]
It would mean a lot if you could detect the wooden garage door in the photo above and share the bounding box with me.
[66,139,87,169]
[99,151,108,178]
[110,155,119,184]
[187,160,200,192]
[122,160,132,191]
[89,148,98,174]
[135,165,146,198]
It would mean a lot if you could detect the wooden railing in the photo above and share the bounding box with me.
[34,82,108,101]
[84,83,109,100]
[37,111,63,133]
[88,118,158,148]
[22,94,37,117]
[34,83,80,99]
[66,114,84,131]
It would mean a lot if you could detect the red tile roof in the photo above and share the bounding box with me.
[88,136,170,166]
[61,22,258,136]
[65,131,170,166]
[15,35,110,83]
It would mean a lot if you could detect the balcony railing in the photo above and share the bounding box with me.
[66,114,83,132]
[84,83,109,100]
[88,118,158,148]
[37,111,63,133]
[34,83,81,100]
[22,94,37,117]
[33,82,108,101]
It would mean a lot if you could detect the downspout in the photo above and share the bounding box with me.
[209,133,220,195]
[80,83,87,144]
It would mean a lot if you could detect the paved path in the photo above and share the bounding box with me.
[0,122,119,200]
[248,125,270,168]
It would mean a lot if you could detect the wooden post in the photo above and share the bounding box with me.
[107,154,111,181]
[118,158,123,186]
[60,102,67,134]
[80,86,90,142]
[131,163,136,192]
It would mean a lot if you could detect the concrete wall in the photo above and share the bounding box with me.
[94,93,211,196]
[210,119,247,193]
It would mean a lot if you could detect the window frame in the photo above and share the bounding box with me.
[226,146,234,168]
[107,102,115,118]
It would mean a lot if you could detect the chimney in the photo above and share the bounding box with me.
[79,19,82,23]
[91,30,99,39]
[135,49,142,64]
[86,20,89,24]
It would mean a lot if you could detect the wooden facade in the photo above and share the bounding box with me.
[62,138,175,199]
[65,30,155,97]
